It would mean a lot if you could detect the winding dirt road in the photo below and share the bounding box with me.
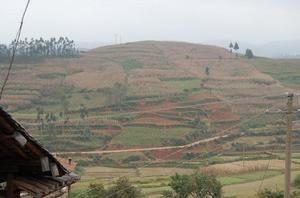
[53,134,228,155]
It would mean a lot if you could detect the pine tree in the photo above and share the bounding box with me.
[234,42,239,51]
[245,48,254,58]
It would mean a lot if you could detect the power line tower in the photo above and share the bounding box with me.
[285,93,294,198]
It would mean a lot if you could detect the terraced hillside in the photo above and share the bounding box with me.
[0,41,297,157]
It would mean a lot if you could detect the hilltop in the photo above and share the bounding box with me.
[0,41,285,109]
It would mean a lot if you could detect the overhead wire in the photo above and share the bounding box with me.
[0,0,31,100]
[55,93,287,155]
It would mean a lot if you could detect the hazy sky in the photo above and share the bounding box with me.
[1,0,300,45]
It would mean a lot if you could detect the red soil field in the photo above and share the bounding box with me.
[202,103,228,111]
[137,101,177,112]
[208,111,240,122]
[189,92,214,101]
[151,148,185,160]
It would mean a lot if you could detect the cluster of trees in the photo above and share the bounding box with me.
[0,37,79,61]
[84,177,142,198]
[258,188,283,198]
[229,42,239,53]
[258,187,300,198]
[229,42,254,58]
[80,173,222,198]
[36,107,65,123]
[162,172,222,198]
[186,121,210,141]
[256,172,300,197]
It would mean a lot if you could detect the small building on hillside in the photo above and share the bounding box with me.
[0,108,80,198]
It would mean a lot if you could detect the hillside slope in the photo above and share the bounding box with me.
[0,41,294,154]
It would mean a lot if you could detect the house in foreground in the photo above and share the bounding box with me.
[0,108,80,197]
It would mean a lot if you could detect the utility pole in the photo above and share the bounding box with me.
[242,143,245,167]
[114,34,118,44]
[285,93,293,198]
[119,35,122,44]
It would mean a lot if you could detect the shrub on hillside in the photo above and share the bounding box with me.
[83,177,142,198]
[106,177,142,198]
[245,48,254,59]
[182,152,198,160]
[294,174,300,187]
[122,155,143,164]
[258,188,283,198]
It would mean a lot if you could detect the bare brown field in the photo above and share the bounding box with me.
[66,64,125,89]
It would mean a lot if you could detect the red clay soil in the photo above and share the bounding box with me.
[137,101,177,112]
[151,148,185,160]
[208,111,240,122]
[189,142,223,153]
[189,92,214,101]
[213,123,236,132]
[202,103,228,111]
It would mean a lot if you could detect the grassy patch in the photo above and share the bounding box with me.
[68,91,107,109]
[121,59,143,72]
[223,171,300,198]
[37,72,66,79]
[104,152,147,162]
[160,77,198,81]
[112,126,194,147]
[219,170,282,185]
[246,57,300,88]
[37,135,107,152]
[162,78,202,92]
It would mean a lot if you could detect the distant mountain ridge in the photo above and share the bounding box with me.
[76,41,113,51]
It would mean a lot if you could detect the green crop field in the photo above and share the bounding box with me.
[245,57,300,89]
[112,126,194,147]
[219,170,282,185]
[162,78,202,92]
[70,163,299,198]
